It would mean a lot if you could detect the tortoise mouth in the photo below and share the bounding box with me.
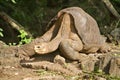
[34,49,48,54]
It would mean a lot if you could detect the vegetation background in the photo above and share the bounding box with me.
[0,0,120,44]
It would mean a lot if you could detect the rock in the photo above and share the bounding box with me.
[54,55,66,65]
[97,53,112,73]
[110,28,120,44]
[66,63,82,75]
[80,54,98,72]
[21,61,75,75]
[109,57,120,77]
[0,41,6,48]
[97,53,120,77]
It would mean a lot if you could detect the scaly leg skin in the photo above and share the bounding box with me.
[59,35,87,61]
[34,13,71,54]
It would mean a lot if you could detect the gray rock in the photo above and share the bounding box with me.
[54,55,66,65]
[80,54,98,72]
[97,53,120,77]
[97,53,112,73]
[110,28,120,44]
[109,57,120,77]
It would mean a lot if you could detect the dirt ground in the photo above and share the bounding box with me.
[0,44,120,80]
[0,49,82,80]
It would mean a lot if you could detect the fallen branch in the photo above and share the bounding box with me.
[0,11,32,37]
[102,0,120,19]
[20,61,76,76]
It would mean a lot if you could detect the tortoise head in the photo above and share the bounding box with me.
[34,42,50,54]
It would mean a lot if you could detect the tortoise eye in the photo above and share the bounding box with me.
[37,46,41,48]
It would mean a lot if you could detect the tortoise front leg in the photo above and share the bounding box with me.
[59,30,86,61]
[59,38,87,61]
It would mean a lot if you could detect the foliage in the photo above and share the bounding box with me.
[111,0,120,3]
[18,30,32,45]
[11,0,16,4]
[0,0,120,43]
[8,42,16,46]
[111,0,120,14]
[0,28,4,37]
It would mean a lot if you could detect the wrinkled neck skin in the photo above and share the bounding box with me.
[46,37,63,53]
[42,15,64,53]
[46,13,71,53]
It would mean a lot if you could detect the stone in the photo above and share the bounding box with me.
[97,53,112,74]
[54,55,66,65]
[80,54,98,72]
[109,57,120,77]
[110,28,120,44]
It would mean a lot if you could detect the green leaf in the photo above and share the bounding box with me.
[0,33,4,37]
[0,28,3,31]
[11,0,16,4]
[18,29,32,45]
